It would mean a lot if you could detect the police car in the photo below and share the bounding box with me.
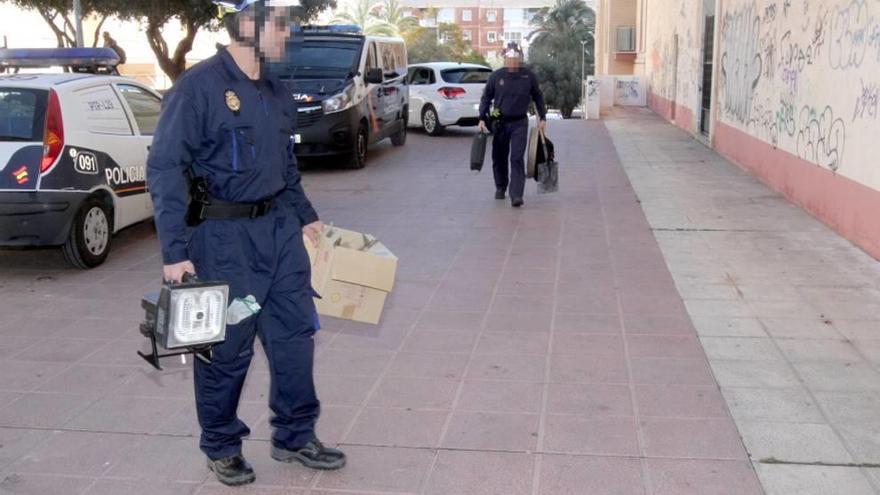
[0,48,159,268]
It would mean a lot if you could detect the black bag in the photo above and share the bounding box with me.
[535,132,558,194]
[470,132,489,171]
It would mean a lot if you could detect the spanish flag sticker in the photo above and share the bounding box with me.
[13,166,29,185]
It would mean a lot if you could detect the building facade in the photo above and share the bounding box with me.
[606,0,880,259]
[399,0,592,60]
[594,0,642,75]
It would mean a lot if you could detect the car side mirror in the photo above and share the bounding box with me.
[365,68,384,84]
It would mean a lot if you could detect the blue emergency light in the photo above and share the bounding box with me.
[0,48,120,74]
[304,24,363,35]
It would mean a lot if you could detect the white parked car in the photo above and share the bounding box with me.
[406,62,492,136]
[0,48,159,268]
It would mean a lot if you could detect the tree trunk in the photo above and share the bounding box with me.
[38,8,75,48]
[92,16,108,47]
[562,107,573,119]
[145,17,199,82]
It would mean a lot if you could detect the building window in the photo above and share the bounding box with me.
[486,10,497,22]
[487,31,497,43]
[462,9,472,21]
[504,32,522,45]
[462,30,472,41]
[616,26,636,52]
[438,8,454,23]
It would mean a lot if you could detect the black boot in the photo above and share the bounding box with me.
[511,198,524,208]
[495,188,506,200]
[207,454,256,486]
[271,440,346,470]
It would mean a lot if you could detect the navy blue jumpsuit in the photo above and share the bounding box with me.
[479,67,547,201]
[147,48,321,461]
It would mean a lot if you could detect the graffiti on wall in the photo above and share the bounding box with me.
[720,3,764,124]
[712,0,880,174]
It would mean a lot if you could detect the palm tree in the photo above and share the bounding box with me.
[373,0,419,35]
[332,0,390,36]
[332,0,416,37]
[526,0,596,118]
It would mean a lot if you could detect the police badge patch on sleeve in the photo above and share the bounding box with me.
[224,89,241,114]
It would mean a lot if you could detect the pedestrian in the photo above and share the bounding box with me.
[147,0,345,487]
[102,31,126,65]
[478,42,547,208]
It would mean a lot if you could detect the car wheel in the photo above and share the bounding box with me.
[346,122,368,169]
[390,115,407,146]
[421,106,444,136]
[63,196,113,269]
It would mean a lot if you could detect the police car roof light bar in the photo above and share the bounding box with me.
[0,48,120,74]
[303,24,363,34]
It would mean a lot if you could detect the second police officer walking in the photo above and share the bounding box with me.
[479,42,548,208]
[147,0,345,487]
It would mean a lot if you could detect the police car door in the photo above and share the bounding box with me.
[113,83,161,219]
[70,83,147,230]
[378,42,404,133]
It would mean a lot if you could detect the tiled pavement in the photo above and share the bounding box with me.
[0,109,873,494]
[607,107,880,495]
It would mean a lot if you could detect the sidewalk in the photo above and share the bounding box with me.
[606,107,880,495]
[0,108,875,494]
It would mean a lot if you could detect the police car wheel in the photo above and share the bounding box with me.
[347,123,368,169]
[63,197,113,269]
[422,106,444,136]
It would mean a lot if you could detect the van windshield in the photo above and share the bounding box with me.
[286,39,363,78]
[0,88,47,142]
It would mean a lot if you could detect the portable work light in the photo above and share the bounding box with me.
[138,275,229,370]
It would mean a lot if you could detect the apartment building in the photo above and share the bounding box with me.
[399,0,591,60]
[594,0,643,75]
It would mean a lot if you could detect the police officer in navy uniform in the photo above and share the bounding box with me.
[147,0,345,486]
[479,42,547,207]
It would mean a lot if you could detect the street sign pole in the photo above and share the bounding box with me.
[73,0,84,47]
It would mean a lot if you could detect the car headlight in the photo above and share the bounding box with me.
[322,84,355,114]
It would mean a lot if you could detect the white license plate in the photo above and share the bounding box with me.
[294,134,302,144]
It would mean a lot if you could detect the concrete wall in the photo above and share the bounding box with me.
[643,0,880,259]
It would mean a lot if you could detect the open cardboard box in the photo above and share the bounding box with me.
[304,226,397,325]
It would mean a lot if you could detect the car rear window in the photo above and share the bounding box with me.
[441,68,492,84]
[0,88,47,142]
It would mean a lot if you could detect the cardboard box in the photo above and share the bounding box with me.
[304,227,397,325]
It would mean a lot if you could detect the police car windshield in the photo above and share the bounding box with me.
[0,88,47,142]
[286,40,362,78]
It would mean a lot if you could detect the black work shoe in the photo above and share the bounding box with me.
[495,188,506,200]
[511,198,524,208]
[271,440,346,470]
[207,454,256,486]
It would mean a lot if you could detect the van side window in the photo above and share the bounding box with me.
[75,85,132,136]
[116,84,161,135]
[366,42,378,71]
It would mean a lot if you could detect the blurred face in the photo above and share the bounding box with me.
[236,6,298,62]
[259,7,296,61]
[504,53,522,69]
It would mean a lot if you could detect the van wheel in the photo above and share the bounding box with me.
[346,123,368,169]
[390,117,407,146]
[422,106,444,136]
[63,196,112,269]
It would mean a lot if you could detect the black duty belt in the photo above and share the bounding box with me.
[500,114,528,122]
[198,195,276,220]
